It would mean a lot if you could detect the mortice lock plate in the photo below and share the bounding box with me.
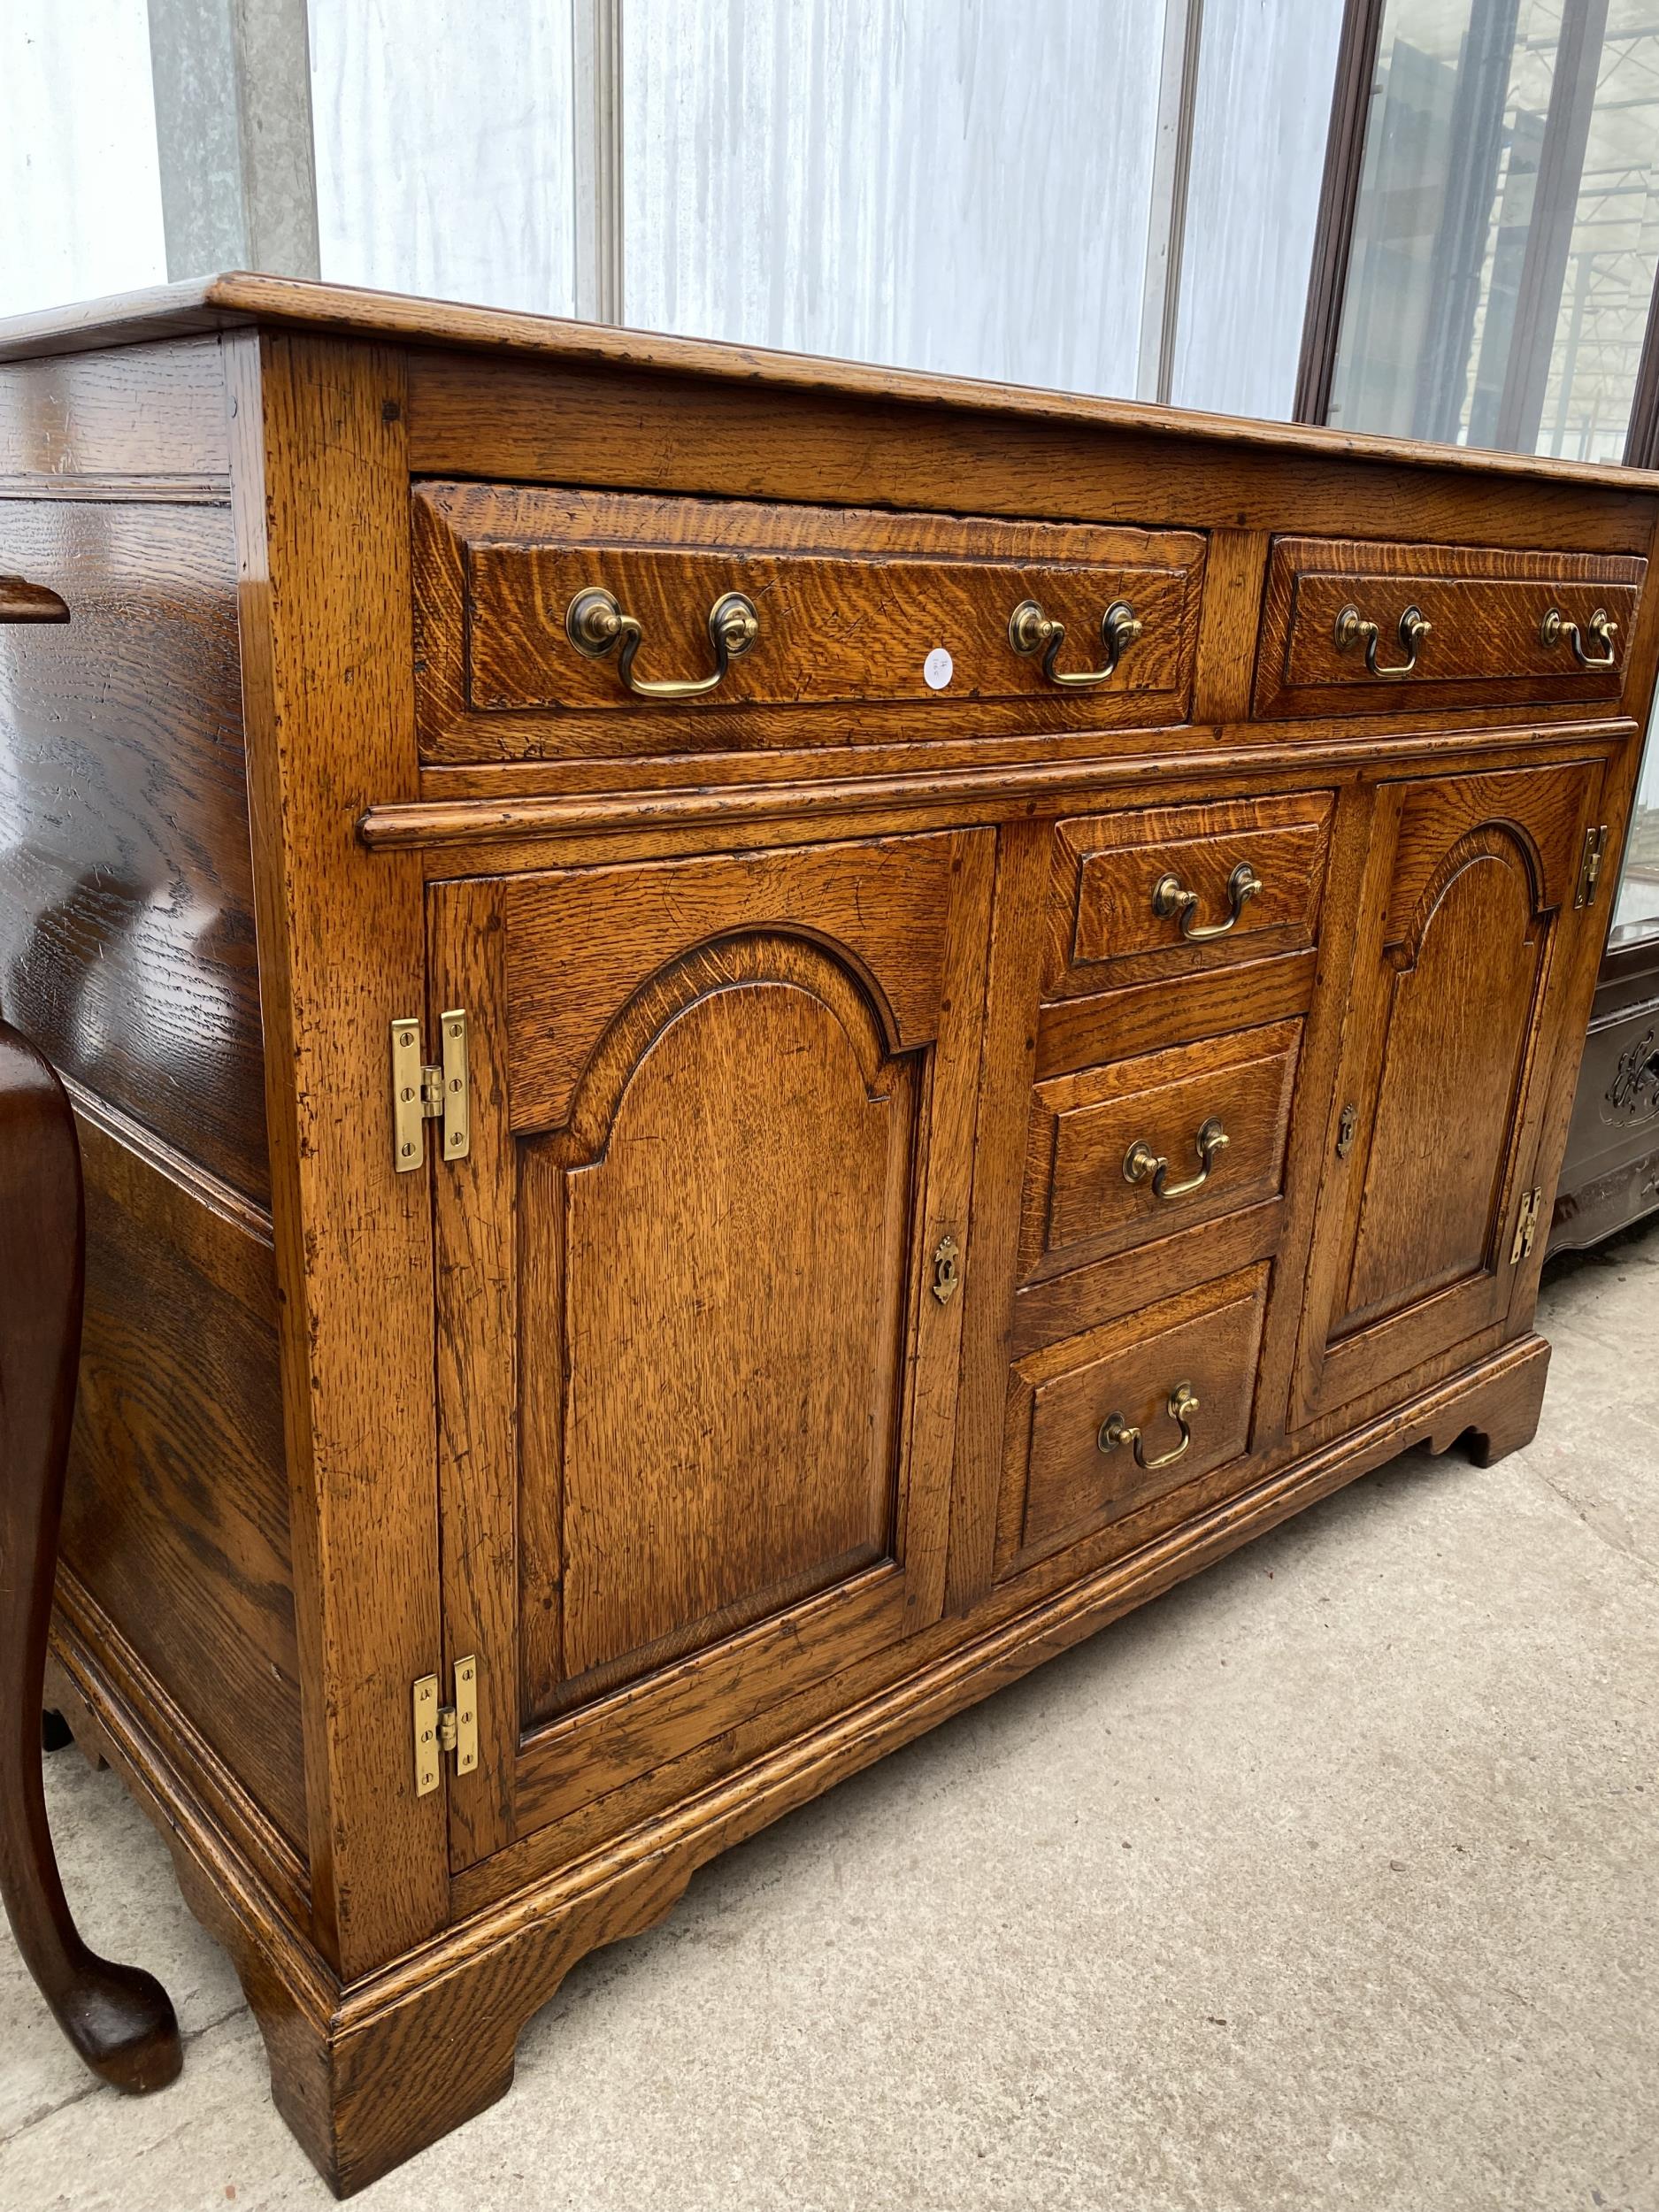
[391,1010,470,1171]
[414,1656,478,1796]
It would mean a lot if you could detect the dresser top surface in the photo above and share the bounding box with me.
[3,271,1657,501]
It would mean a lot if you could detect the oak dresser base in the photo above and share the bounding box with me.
[3,273,1639,2195]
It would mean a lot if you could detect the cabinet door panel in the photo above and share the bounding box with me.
[1294,762,1602,1425]
[432,832,992,1870]
[1342,836,1541,1326]
[547,956,914,1709]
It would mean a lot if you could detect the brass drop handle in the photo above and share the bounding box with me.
[1151,858,1262,941]
[0,575,70,624]
[566,586,760,698]
[1098,1381,1199,1472]
[1009,595,1143,687]
[1124,1116,1229,1201]
[1541,606,1618,669]
[1333,601,1430,678]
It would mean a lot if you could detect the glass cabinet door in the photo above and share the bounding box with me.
[1610,718,1659,952]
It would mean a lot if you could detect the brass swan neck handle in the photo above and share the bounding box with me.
[1098,1382,1201,1473]
[567,586,761,698]
[1009,596,1143,687]
[1333,601,1430,678]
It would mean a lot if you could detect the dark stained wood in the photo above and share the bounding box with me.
[0,496,267,1202]
[1256,537,1645,718]
[1625,274,1659,472]
[0,1018,181,2094]
[413,483,1204,760]
[1548,937,1659,1253]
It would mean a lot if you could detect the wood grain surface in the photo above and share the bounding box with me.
[2,293,1650,2197]
[1294,758,1604,1425]
[0,496,266,1202]
[227,332,448,1978]
[1047,791,1336,998]
[1256,536,1647,718]
[1020,1021,1302,1284]
[1000,1265,1269,1573]
[413,482,1203,759]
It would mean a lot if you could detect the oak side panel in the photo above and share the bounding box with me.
[0,495,267,1202]
[0,339,230,477]
[227,331,448,1976]
[60,1109,303,1854]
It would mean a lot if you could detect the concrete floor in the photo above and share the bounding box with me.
[2,1223,1655,2212]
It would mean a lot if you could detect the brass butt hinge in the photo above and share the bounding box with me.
[413,1656,478,1797]
[391,1010,471,1172]
[1509,1187,1542,1266]
[1575,824,1609,910]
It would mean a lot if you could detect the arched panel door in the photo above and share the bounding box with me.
[429,831,994,1872]
[1294,763,1606,1427]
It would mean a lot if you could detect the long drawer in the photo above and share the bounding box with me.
[412,483,1206,760]
[1255,535,1645,720]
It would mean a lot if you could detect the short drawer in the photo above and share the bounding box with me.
[1255,535,1645,720]
[1045,790,1334,1000]
[1018,1021,1301,1286]
[1000,1265,1267,1573]
[413,483,1205,761]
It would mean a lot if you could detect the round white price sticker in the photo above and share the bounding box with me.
[923,646,954,691]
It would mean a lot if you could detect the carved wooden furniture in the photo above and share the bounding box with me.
[1548,856,1659,1253]
[0,275,1653,2194]
[0,1016,181,2094]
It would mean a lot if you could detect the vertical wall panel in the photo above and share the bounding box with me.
[623,0,1165,396]
[310,0,577,316]
[0,4,166,319]
[1171,0,1345,419]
